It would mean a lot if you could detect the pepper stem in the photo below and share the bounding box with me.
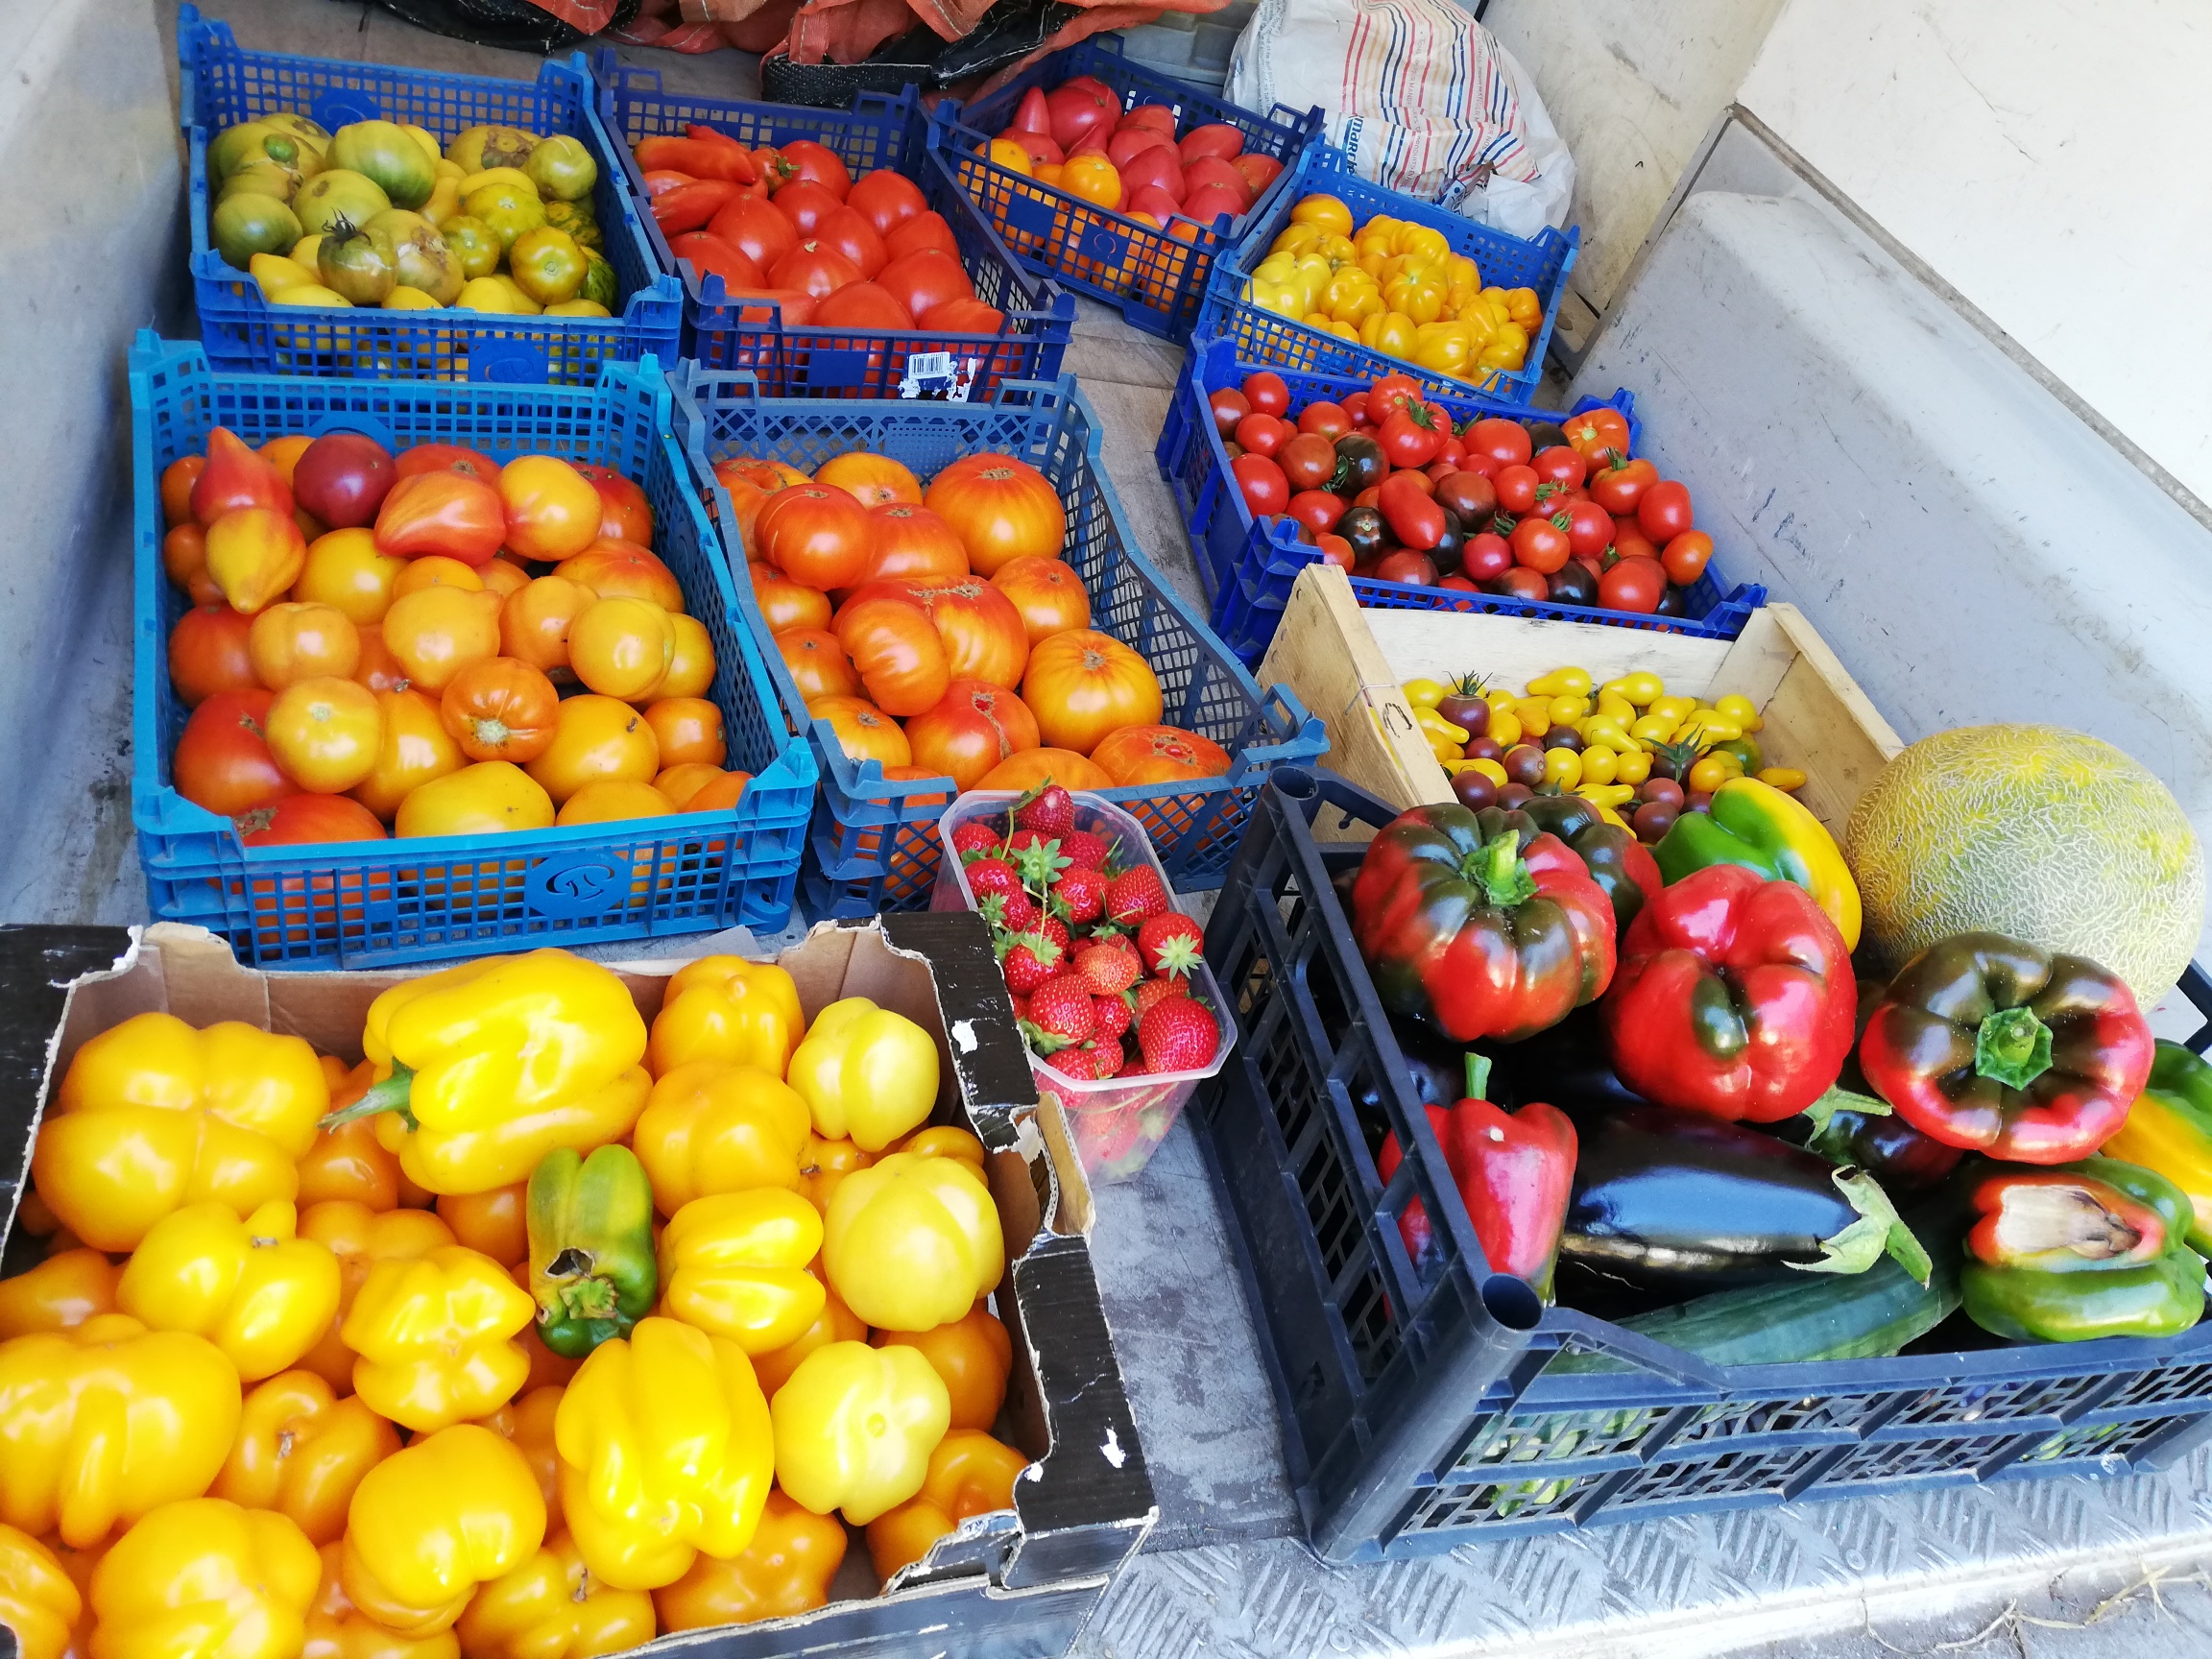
[317,1063,417,1132]
[1466,830,1538,908]
[1975,1006,2055,1091]
[1464,1053,1492,1103]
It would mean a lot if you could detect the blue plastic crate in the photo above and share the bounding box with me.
[1194,143,1577,399]
[596,60,1074,397]
[1156,338,1765,663]
[930,36,1322,341]
[131,335,814,967]
[1197,768,2212,1563]
[180,3,682,385]
[670,365,1327,916]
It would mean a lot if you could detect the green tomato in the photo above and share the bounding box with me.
[294,169,393,237]
[464,182,547,253]
[329,120,436,211]
[524,136,598,203]
[211,192,303,272]
[441,215,503,281]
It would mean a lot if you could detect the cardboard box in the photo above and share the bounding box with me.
[0,914,1154,1656]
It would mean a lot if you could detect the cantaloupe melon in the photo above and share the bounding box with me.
[1843,725,2203,1003]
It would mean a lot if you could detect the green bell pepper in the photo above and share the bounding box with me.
[526,1142,658,1358]
[2100,1042,2212,1254]
[1960,1155,2207,1343]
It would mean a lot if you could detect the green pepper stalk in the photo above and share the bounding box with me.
[527,1143,658,1358]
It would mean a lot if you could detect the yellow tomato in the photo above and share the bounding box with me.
[351,688,464,822]
[1686,755,1739,794]
[1580,745,1617,785]
[1757,766,1808,791]
[1527,668,1592,698]
[1489,710,1522,749]
[383,587,503,692]
[1614,749,1651,786]
[1716,692,1764,733]
[1650,695,1699,726]
[1542,749,1582,790]
[382,286,441,310]
[297,530,407,626]
[986,139,1031,177]
[524,694,659,805]
[265,677,384,793]
[569,597,675,700]
[478,558,532,600]
[392,557,486,598]
[651,613,715,701]
[1290,194,1353,237]
[396,760,556,837]
[1512,697,1551,738]
[1602,672,1665,707]
[555,780,676,826]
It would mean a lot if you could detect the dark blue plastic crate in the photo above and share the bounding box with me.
[1194,143,1577,398]
[1156,338,1764,663]
[1197,767,2212,1563]
[930,36,1322,341]
[131,335,814,967]
[596,60,1074,397]
[180,4,681,385]
[671,365,1327,916]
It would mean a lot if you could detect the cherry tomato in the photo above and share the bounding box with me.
[1297,402,1350,440]
[1315,533,1356,572]
[1435,436,1465,470]
[1531,445,1587,490]
[1599,555,1666,613]
[1488,567,1550,602]
[1374,549,1438,586]
[1286,491,1344,536]
[1341,392,1371,428]
[1637,479,1695,541]
[1240,373,1290,418]
[1279,433,1337,493]
[1438,573,1479,592]
[1367,374,1421,422]
[1493,464,1539,516]
[1233,454,1288,517]
[1613,517,1660,563]
[1462,418,1532,475]
[1561,499,1613,559]
[1234,413,1289,459]
[1661,530,1714,587]
[1208,387,1250,437]
[1590,456,1657,515]
[1460,532,1513,583]
[1510,517,1570,574]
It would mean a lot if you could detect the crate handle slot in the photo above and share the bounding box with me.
[307,413,399,453]
[469,342,550,385]
[312,90,384,131]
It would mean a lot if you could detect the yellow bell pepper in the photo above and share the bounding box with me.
[644,956,804,1079]
[875,1304,1012,1432]
[635,1061,811,1213]
[338,950,652,1194]
[342,1424,545,1636]
[1503,285,1543,329]
[752,1268,867,1400]
[1248,275,1303,319]
[554,1316,774,1591]
[652,1487,845,1629]
[211,1371,399,1548]
[1289,193,1352,236]
[769,1341,950,1525]
[822,1152,1004,1333]
[0,1248,116,1340]
[889,1124,988,1169]
[1329,285,1383,326]
[1360,310,1418,357]
[33,1013,326,1251]
[1478,321,1529,370]
[658,1190,825,1354]
[1291,252,1331,308]
[864,1430,1029,1580]
[294,1201,456,1392]
[797,1134,874,1215]
[0,1524,78,1659]
[453,1529,655,1659]
[115,1199,340,1382]
[1411,320,1472,375]
[786,999,939,1153]
[303,1541,458,1659]
[1382,267,1446,324]
[341,1246,535,1431]
[1313,231,1358,266]
[91,1497,320,1659]
[1443,252,1479,290]
[0,1313,242,1549]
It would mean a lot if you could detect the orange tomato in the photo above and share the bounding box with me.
[807,694,911,768]
[249,602,362,690]
[925,455,1066,576]
[863,578,1029,690]
[349,687,462,821]
[1059,156,1122,211]
[161,455,207,526]
[259,434,315,484]
[352,631,414,696]
[904,681,1041,791]
[556,779,677,825]
[642,698,725,767]
[684,770,750,812]
[499,455,603,563]
[194,429,293,525]
[169,605,258,708]
[861,504,969,583]
[834,596,951,717]
[295,529,406,626]
[554,540,687,613]
[1020,629,1164,755]
[162,522,212,593]
[974,747,1111,792]
[659,613,716,701]
[264,676,385,792]
[205,506,308,613]
[655,763,725,808]
[478,557,532,599]
[711,456,809,553]
[757,484,872,590]
[991,556,1090,644]
[569,596,676,699]
[390,555,485,598]
[436,1186,528,1266]
[986,138,1032,176]
[381,586,503,691]
[173,688,299,817]
[373,469,507,565]
[237,793,388,847]
[815,453,922,508]
[500,576,592,677]
[396,760,556,836]
[441,657,562,762]
[1090,723,1232,785]
[755,569,832,633]
[576,462,655,544]
[776,627,859,702]
[524,694,661,804]
[396,443,502,485]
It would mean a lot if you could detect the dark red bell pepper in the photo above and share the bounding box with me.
[1376,1056,1577,1293]
[1859,931,2152,1164]
[1352,803,1617,1043]
[1601,863,1857,1122]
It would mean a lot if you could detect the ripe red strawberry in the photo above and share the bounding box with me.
[1001,934,1062,996]
[1072,939,1140,997]
[952,821,1004,861]
[1026,975,1098,1050]
[1105,866,1168,926]
[1054,864,1108,925]
[1090,1040,1127,1078]
[1009,995,1029,1022]
[1060,829,1113,870]
[1139,996,1219,1072]
[1048,1045,1110,1081]
[1138,912,1206,979]
[1015,783,1075,840]
[1133,977,1187,1018]
[1037,916,1070,954]
[1092,990,1132,1041]
[997,891,1042,934]
[968,856,1021,907]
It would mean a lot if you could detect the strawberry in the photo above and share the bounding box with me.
[953,820,1004,861]
[1015,783,1075,840]
[1053,864,1108,925]
[1090,1040,1127,1078]
[1001,934,1062,996]
[1006,834,1070,896]
[997,891,1042,934]
[1073,937,1141,997]
[1009,995,1029,1023]
[1024,975,1097,1053]
[1060,829,1113,870]
[1048,1045,1110,1081]
[968,856,1022,907]
[1037,916,1070,954]
[1092,990,1132,1041]
[1138,912,1206,980]
[1105,866,1168,926]
[1139,996,1219,1072]
[1133,977,1187,1018]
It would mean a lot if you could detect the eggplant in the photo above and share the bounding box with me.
[1564,1104,1925,1291]
[1482,1007,1643,1115]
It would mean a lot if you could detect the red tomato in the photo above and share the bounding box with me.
[757,483,873,589]
[669,231,765,294]
[1437,572,1479,592]
[1234,413,1288,458]
[1297,402,1349,440]
[1510,517,1571,574]
[1367,375,1421,421]
[815,205,887,279]
[1286,491,1343,536]
[373,471,506,565]
[173,688,298,817]
[395,444,501,485]
[1208,388,1251,438]
[708,194,800,272]
[847,169,926,236]
[1612,517,1660,563]
[1590,456,1657,515]
[1493,464,1539,516]
[1240,373,1290,418]
[1315,533,1355,571]
[1462,418,1532,474]
[1563,405,1632,462]
[1489,566,1549,601]
[1599,555,1666,613]
[877,251,974,325]
[813,283,914,328]
[1662,530,1714,587]
[767,241,864,299]
[238,792,388,845]
[884,212,959,261]
[1460,532,1513,583]
[1341,392,1371,428]
[1278,434,1336,493]
[1232,454,1288,517]
[1532,445,1587,489]
[920,297,1005,333]
[1178,123,1245,164]
[1637,479,1695,541]
[771,180,844,236]
[1561,499,1613,559]
[780,140,852,200]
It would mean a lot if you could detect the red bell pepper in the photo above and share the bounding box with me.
[1601,863,1857,1123]
[1352,804,1617,1043]
[1858,931,2152,1164]
[652,180,741,235]
[1376,1056,1577,1293]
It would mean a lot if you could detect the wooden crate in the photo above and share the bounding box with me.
[1258,566,1905,838]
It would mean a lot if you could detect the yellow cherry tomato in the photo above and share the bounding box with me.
[1649,694,1698,726]
[1757,766,1808,791]
[1462,757,1507,787]
[1580,746,1618,785]
[1597,805,1630,830]
[1526,667,1591,698]
[1582,720,1640,756]
[1576,783,1637,808]
[1686,755,1739,794]
[1602,672,1664,708]
[1548,695,1590,725]
[1614,750,1651,786]
[1488,710,1522,749]
[1629,712,1676,746]
[1716,692,1765,733]
[1595,691,1637,725]
[1676,709,1743,746]
[1542,749,1582,790]
[1401,677,1446,709]
[1512,697,1551,738]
